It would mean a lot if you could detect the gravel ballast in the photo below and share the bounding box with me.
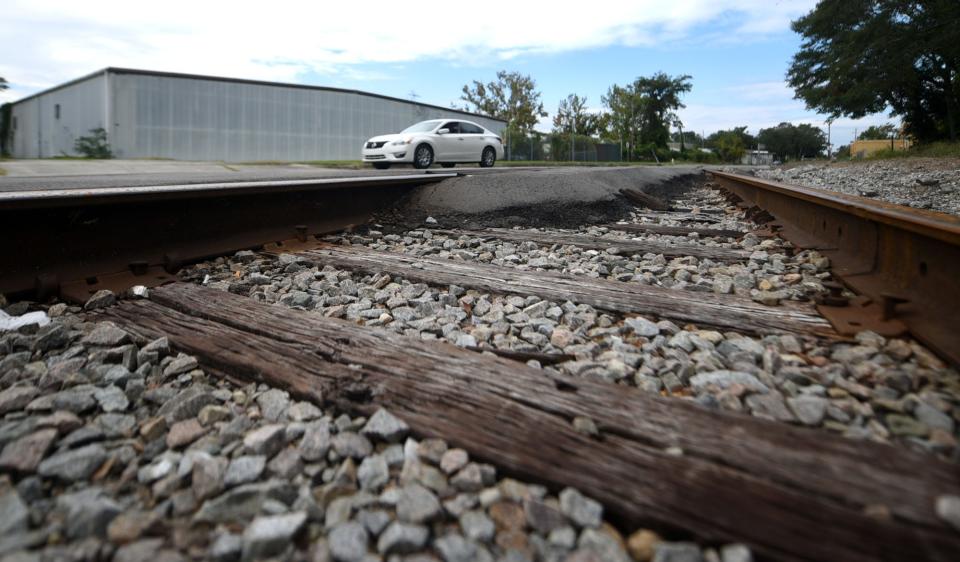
[2,169,958,560]
[0,299,750,561]
[182,181,959,461]
[753,159,960,216]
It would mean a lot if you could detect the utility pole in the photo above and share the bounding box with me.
[571,119,575,162]
[826,119,833,158]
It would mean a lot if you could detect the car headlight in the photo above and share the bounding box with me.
[391,136,414,145]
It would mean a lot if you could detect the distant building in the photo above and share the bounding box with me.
[4,67,506,161]
[667,142,711,153]
[850,138,912,159]
[741,150,774,165]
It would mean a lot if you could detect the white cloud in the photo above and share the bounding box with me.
[0,0,817,98]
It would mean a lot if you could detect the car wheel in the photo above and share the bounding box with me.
[440,163,456,168]
[372,162,391,170]
[413,144,434,169]
[479,147,496,168]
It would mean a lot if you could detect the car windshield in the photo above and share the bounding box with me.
[400,120,442,133]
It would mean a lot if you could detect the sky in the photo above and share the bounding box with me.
[0,0,895,148]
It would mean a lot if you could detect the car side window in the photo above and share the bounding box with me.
[441,122,460,134]
[461,122,483,134]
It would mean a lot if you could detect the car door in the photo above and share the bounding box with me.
[434,121,462,161]
[459,122,486,162]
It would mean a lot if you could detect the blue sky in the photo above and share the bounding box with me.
[1,0,892,147]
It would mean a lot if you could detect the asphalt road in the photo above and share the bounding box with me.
[0,159,569,193]
[0,160,713,223]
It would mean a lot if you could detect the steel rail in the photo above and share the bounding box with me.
[1,173,455,301]
[709,170,960,367]
[0,173,456,209]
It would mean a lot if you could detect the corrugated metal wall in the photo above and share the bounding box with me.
[8,69,506,161]
[9,73,106,158]
[110,72,506,161]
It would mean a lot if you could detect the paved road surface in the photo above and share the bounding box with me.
[0,159,583,192]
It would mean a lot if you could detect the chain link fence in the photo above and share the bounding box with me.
[502,131,622,162]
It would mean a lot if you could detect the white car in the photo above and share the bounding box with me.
[362,119,504,169]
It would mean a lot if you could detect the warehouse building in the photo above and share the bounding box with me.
[4,67,506,161]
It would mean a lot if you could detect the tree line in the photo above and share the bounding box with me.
[458,70,832,163]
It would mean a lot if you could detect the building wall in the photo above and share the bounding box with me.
[851,138,912,158]
[108,72,506,161]
[741,151,774,165]
[9,73,107,158]
[8,69,506,161]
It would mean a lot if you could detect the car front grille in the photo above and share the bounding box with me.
[364,155,386,160]
[366,141,387,149]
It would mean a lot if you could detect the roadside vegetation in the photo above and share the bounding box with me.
[238,160,365,169]
[457,68,828,165]
[73,127,113,158]
[459,70,708,164]
[867,142,960,160]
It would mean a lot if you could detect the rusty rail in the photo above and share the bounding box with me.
[0,173,455,302]
[709,170,960,367]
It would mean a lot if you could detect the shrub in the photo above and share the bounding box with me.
[74,128,112,158]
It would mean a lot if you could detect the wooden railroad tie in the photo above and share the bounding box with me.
[99,283,960,562]
[431,228,752,263]
[283,243,833,338]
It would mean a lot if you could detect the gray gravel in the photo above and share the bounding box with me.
[182,182,959,460]
[0,292,751,561]
[753,159,960,216]
[3,168,957,560]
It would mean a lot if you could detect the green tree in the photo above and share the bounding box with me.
[599,72,692,159]
[788,0,960,142]
[709,126,756,150]
[633,72,692,147]
[858,123,898,140]
[671,130,704,150]
[460,71,547,134]
[600,84,645,159]
[0,77,7,91]
[552,94,598,136]
[758,122,827,161]
[710,131,747,163]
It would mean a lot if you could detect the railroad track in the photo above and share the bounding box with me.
[1,168,958,561]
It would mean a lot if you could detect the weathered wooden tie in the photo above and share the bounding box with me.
[433,228,751,263]
[290,244,832,337]
[603,222,746,239]
[100,283,960,562]
[619,188,672,211]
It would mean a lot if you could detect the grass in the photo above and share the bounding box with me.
[0,166,6,176]
[235,159,671,169]
[497,160,665,167]
[867,141,960,160]
[236,160,366,169]
[49,155,112,161]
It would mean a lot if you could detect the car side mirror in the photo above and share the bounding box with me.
[436,128,449,135]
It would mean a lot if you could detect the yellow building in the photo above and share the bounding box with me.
[850,138,912,158]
